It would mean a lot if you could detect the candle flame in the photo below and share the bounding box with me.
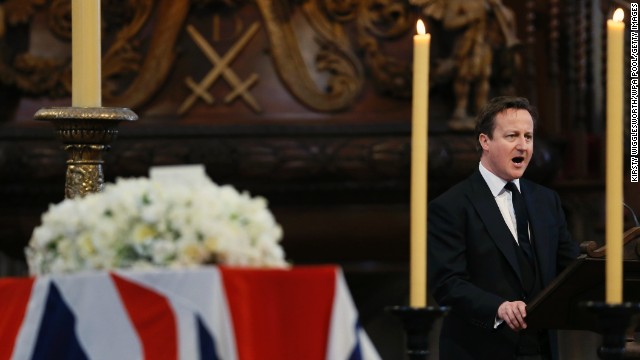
[417,19,425,35]
[613,8,624,22]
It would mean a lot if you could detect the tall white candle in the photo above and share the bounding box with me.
[605,8,625,304]
[410,19,430,308]
[72,0,102,107]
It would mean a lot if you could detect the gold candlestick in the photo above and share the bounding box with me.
[35,107,137,199]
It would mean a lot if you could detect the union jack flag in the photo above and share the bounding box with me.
[0,266,380,360]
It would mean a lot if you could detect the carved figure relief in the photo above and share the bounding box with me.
[416,0,521,130]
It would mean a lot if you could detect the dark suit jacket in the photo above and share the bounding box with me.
[427,170,579,360]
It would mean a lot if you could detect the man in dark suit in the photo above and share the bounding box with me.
[427,96,580,360]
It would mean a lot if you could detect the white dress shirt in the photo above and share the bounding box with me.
[478,162,522,244]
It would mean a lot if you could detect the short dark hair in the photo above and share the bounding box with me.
[474,96,538,149]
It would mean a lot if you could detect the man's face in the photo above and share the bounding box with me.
[479,108,534,181]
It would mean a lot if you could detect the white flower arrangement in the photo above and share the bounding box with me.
[26,174,287,275]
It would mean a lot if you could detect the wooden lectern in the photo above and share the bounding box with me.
[527,227,640,357]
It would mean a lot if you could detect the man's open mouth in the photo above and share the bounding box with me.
[512,156,525,164]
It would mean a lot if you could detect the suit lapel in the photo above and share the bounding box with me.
[521,180,552,284]
[467,171,523,284]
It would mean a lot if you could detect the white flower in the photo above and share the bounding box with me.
[151,240,176,264]
[25,175,288,275]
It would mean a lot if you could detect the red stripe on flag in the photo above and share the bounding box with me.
[111,273,178,360]
[0,277,35,360]
[220,266,337,360]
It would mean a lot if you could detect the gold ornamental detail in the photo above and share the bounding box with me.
[35,107,138,199]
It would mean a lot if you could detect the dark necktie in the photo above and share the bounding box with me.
[504,182,534,264]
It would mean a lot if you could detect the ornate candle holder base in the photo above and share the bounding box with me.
[35,107,138,199]
[387,305,450,360]
[582,301,640,360]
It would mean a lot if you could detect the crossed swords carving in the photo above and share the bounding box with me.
[179,22,262,115]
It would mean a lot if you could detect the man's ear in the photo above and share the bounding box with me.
[479,133,489,151]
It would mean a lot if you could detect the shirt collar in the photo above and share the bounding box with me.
[478,162,521,197]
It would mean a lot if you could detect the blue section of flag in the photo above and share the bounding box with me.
[348,322,363,360]
[197,315,219,360]
[31,283,88,360]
